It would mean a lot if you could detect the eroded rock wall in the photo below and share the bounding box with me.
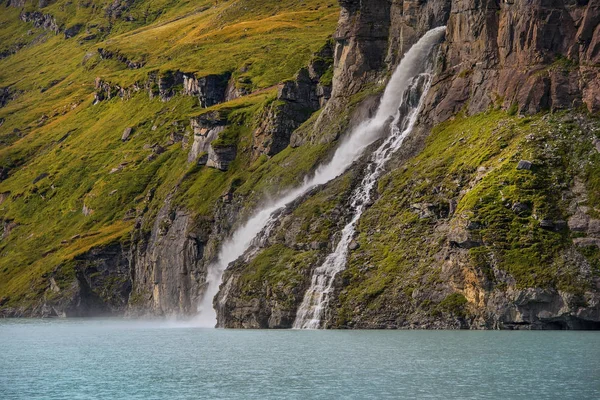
[425,0,600,123]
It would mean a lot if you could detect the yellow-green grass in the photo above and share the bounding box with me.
[0,0,340,307]
[97,1,339,87]
[336,111,599,322]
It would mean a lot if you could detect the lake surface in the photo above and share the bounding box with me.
[1,319,599,399]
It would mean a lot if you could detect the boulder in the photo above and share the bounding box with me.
[516,160,533,170]
[64,24,83,39]
[539,220,555,230]
[121,127,132,141]
[511,202,531,216]
[568,212,590,232]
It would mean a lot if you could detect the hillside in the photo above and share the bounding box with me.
[1,0,599,329]
[0,0,340,314]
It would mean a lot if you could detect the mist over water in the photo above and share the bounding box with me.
[195,27,447,328]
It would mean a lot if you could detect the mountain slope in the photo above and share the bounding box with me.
[1,0,599,329]
[0,0,340,315]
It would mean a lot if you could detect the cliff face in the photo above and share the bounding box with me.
[1,242,131,318]
[216,0,600,329]
[426,0,600,123]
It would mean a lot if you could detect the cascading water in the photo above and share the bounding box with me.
[292,73,434,329]
[195,26,446,328]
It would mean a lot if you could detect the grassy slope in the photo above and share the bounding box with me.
[335,110,600,323]
[0,0,339,307]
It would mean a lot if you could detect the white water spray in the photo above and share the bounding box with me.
[195,27,446,328]
[293,72,435,329]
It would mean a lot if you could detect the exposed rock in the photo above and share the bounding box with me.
[40,78,62,93]
[98,48,144,69]
[488,288,600,330]
[516,160,533,170]
[573,237,600,248]
[0,42,25,60]
[224,76,249,101]
[539,220,555,230]
[128,197,213,316]
[2,242,131,317]
[410,202,436,219]
[20,11,59,34]
[105,0,135,20]
[312,0,450,137]
[93,77,138,103]
[183,73,230,107]
[121,127,132,141]
[511,202,531,216]
[448,228,483,249]
[188,112,226,164]
[569,210,590,232]
[0,167,9,181]
[95,71,229,105]
[0,192,10,205]
[424,0,600,122]
[82,204,93,216]
[206,144,236,171]
[1,219,18,240]
[0,86,19,108]
[589,219,600,235]
[64,24,83,39]
[254,42,334,158]
[32,172,49,184]
[147,70,183,102]
[109,162,128,174]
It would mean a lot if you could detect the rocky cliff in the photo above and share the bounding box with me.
[215,0,600,330]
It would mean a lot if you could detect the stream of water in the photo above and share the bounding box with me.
[196,27,447,328]
[293,53,436,329]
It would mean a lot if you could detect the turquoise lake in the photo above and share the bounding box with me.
[1,319,599,399]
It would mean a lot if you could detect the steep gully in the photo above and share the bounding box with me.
[195,27,447,328]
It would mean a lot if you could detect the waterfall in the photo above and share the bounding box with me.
[195,26,446,328]
[292,73,434,329]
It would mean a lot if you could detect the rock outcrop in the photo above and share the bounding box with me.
[128,197,210,316]
[94,70,230,105]
[93,77,139,103]
[98,48,145,69]
[64,23,83,39]
[206,144,237,171]
[188,112,226,164]
[424,0,600,123]
[0,86,18,108]
[311,0,451,142]
[20,11,60,34]
[183,73,230,107]
[0,242,131,318]
[253,42,334,158]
